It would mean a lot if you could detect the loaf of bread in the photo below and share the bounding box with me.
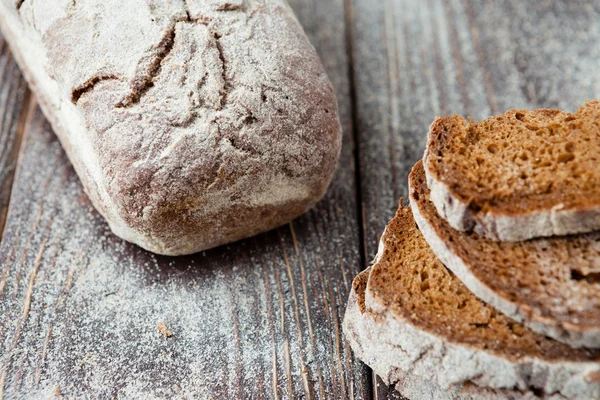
[423,102,600,242]
[343,204,600,399]
[0,0,342,255]
[410,160,600,349]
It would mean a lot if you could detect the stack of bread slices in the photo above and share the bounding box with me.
[343,101,600,399]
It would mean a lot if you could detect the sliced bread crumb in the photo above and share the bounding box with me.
[424,101,600,241]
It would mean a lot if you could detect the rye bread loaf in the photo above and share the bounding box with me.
[423,102,600,242]
[0,0,341,255]
[409,160,600,348]
[343,205,600,399]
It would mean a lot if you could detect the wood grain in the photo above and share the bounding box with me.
[0,0,371,397]
[3,0,600,398]
[0,38,29,240]
[349,0,600,398]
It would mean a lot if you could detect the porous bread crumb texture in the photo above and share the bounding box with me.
[425,100,600,216]
[410,161,600,346]
[367,204,600,362]
[3,0,342,255]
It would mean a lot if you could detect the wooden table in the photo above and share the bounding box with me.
[1,1,599,398]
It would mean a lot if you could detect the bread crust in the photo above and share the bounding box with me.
[344,270,600,399]
[0,0,342,255]
[423,107,600,242]
[424,160,600,242]
[410,161,600,349]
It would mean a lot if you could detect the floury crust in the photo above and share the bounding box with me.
[0,0,342,255]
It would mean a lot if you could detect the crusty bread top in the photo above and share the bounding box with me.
[409,161,600,341]
[366,203,599,362]
[424,101,600,216]
[6,0,342,254]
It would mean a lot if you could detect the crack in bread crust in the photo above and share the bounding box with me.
[71,73,120,103]
[116,22,180,108]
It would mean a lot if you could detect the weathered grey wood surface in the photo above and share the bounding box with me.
[2,0,600,399]
[0,103,369,399]
[0,0,371,398]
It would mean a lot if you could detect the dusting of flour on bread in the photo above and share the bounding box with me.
[1,0,342,255]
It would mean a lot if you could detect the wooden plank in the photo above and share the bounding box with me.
[0,38,29,239]
[349,0,600,398]
[0,0,372,397]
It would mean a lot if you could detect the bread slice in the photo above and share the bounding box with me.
[345,271,537,400]
[409,160,600,348]
[423,102,600,242]
[343,205,600,399]
[346,272,579,400]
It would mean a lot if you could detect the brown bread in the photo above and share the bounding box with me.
[0,0,341,255]
[410,160,600,348]
[343,204,600,399]
[423,101,600,242]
